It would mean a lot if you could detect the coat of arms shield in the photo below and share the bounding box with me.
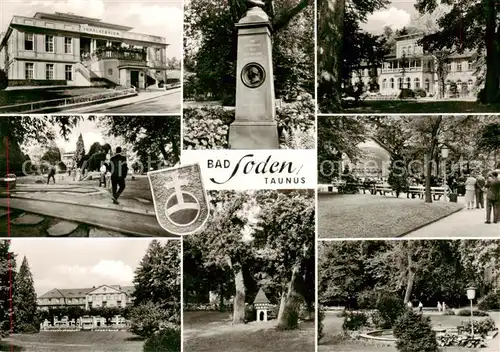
[148,164,210,236]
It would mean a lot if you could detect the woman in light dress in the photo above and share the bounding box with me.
[465,174,477,209]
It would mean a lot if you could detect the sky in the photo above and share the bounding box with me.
[9,238,177,296]
[0,0,183,59]
[361,0,418,34]
[54,119,104,154]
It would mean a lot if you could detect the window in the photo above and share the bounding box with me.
[414,77,420,89]
[398,77,403,89]
[425,78,430,92]
[155,48,161,61]
[457,63,462,72]
[447,63,452,72]
[406,77,411,89]
[45,35,54,52]
[382,79,387,89]
[24,33,34,51]
[45,64,54,79]
[390,78,394,89]
[64,37,72,54]
[468,61,473,71]
[25,63,34,79]
[65,65,73,81]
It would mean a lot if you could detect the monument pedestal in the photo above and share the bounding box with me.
[229,5,279,150]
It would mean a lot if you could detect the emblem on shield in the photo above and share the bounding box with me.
[148,164,210,236]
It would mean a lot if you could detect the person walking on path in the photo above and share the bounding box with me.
[110,147,128,205]
[99,163,107,188]
[485,172,500,224]
[47,165,56,184]
[418,301,423,312]
[437,301,442,312]
[475,173,486,209]
[465,174,477,209]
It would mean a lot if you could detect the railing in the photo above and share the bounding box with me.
[0,87,137,113]
[75,62,91,82]
[82,50,147,63]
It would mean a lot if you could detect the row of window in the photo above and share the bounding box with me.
[382,77,475,90]
[25,62,73,80]
[25,33,73,54]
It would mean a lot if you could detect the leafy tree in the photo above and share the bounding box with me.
[477,123,500,154]
[317,116,366,183]
[73,133,86,168]
[254,190,315,329]
[185,0,314,103]
[13,257,38,333]
[415,0,500,104]
[100,116,180,168]
[393,310,438,352]
[41,142,62,166]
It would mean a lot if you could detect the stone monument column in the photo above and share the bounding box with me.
[228,0,279,149]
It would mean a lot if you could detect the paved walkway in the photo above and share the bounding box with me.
[404,207,500,238]
[0,198,174,237]
[64,88,180,113]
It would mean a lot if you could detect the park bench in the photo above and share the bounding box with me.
[431,186,446,200]
[407,185,424,199]
[374,184,393,196]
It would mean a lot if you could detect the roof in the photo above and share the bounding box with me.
[38,285,134,299]
[33,12,133,31]
[253,288,270,305]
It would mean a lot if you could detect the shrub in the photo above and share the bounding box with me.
[461,317,497,336]
[414,88,427,98]
[398,88,416,99]
[478,291,500,311]
[357,290,378,310]
[437,333,458,347]
[370,310,385,329]
[0,69,7,90]
[443,309,455,315]
[128,302,178,338]
[277,309,299,330]
[15,323,38,334]
[376,293,406,329]
[143,327,181,352]
[245,305,256,323]
[457,334,487,348]
[457,309,489,317]
[393,310,439,352]
[318,305,325,342]
[342,311,368,331]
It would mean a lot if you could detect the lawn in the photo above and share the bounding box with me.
[1,331,143,351]
[319,312,496,352]
[0,87,115,107]
[318,194,463,238]
[343,100,500,113]
[183,311,315,352]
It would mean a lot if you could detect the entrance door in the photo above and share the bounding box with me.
[131,70,139,89]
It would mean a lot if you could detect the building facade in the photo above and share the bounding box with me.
[0,12,168,89]
[352,33,478,98]
[343,138,392,181]
[37,284,134,311]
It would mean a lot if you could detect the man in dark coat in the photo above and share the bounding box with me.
[485,172,500,224]
[475,173,486,209]
[109,147,128,204]
[47,165,56,184]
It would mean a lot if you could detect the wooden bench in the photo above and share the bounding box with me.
[374,184,393,196]
[407,185,424,198]
[431,187,446,200]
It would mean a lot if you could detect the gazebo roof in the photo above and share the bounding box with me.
[253,288,270,305]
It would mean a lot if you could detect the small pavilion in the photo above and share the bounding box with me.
[253,288,272,322]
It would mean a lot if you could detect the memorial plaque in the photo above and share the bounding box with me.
[228,3,279,149]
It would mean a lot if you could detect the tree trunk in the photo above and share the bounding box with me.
[227,257,246,324]
[277,262,302,330]
[219,283,225,313]
[424,151,434,203]
[318,0,344,112]
[483,0,498,103]
[404,248,415,303]
[277,289,287,321]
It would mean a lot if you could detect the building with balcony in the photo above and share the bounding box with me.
[37,284,135,311]
[0,12,169,90]
[352,33,479,98]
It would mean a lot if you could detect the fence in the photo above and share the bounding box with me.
[0,87,137,113]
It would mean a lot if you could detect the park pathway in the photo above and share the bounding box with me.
[404,208,500,238]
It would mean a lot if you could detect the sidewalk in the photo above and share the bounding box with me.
[404,208,500,238]
[64,88,180,113]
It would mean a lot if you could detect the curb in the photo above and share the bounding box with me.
[65,88,181,113]
[5,202,176,237]
[397,206,465,238]
[10,194,155,216]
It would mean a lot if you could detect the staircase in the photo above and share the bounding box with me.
[75,62,118,88]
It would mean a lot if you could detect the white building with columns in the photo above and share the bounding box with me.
[0,12,169,90]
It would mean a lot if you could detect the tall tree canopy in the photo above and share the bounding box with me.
[13,256,38,333]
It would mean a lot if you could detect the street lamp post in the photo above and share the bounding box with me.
[441,146,449,202]
[467,287,476,336]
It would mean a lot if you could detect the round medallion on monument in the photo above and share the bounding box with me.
[241,63,266,89]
